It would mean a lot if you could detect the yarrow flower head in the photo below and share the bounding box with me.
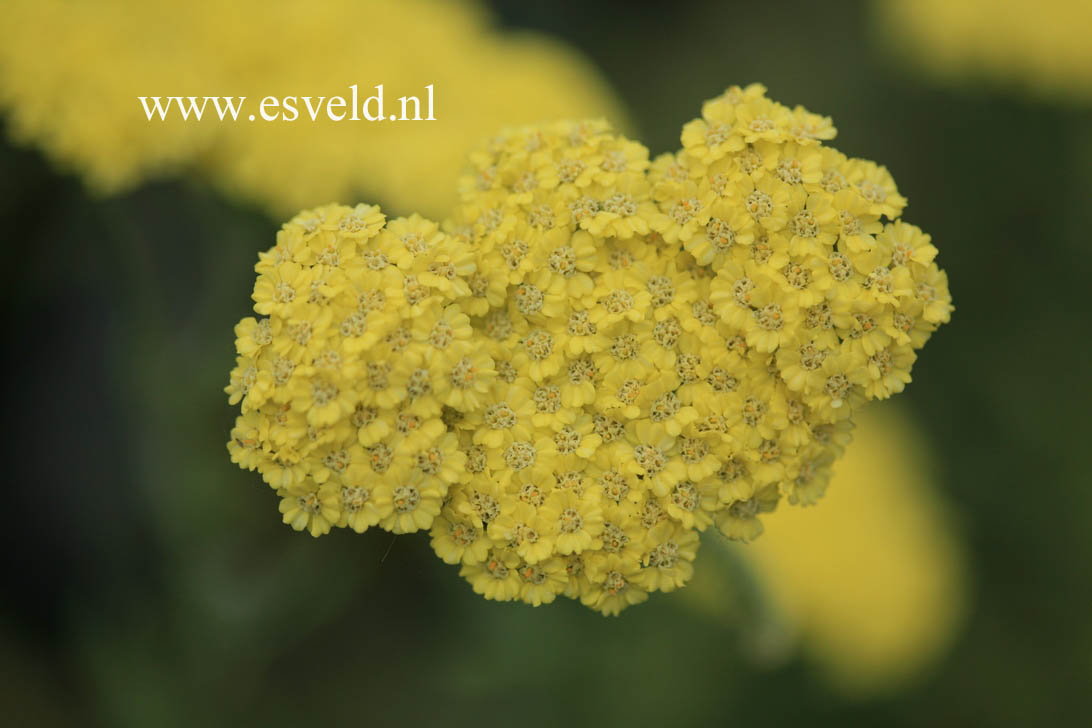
[227,202,484,538]
[227,84,952,615]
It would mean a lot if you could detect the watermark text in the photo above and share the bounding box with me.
[138,84,435,122]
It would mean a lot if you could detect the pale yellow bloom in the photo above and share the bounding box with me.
[228,85,953,618]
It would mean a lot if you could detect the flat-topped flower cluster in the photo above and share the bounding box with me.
[227,84,952,615]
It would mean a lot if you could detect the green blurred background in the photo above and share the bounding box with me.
[2,1,1090,725]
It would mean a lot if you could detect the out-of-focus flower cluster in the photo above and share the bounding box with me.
[0,0,622,217]
[227,84,952,615]
[876,0,1092,100]
[740,404,965,695]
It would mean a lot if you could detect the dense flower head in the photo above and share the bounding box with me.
[227,202,484,538]
[227,84,952,615]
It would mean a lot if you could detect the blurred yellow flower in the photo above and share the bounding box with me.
[742,403,966,694]
[0,0,624,216]
[876,0,1092,101]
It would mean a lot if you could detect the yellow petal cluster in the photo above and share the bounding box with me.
[876,0,1092,100]
[227,84,952,615]
[0,0,623,217]
[227,203,484,537]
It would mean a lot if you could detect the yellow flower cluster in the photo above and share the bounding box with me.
[0,0,623,217]
[227,84,952,615]
[876,0,1092,100]
[227,203,485,537]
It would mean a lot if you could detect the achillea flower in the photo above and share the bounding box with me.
[227,203,480,537]
[227,85,952,615]
[876,0,1092,101]
[0,0,624,216]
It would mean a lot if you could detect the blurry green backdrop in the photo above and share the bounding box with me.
[2,1,1090,726]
